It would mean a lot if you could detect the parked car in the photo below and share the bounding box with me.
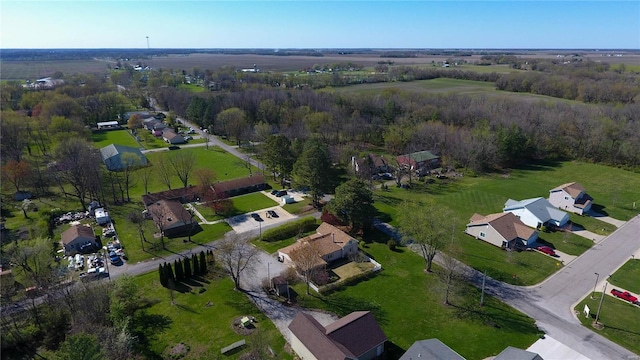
[250,213,263,222]
[168,145,180,150]
[267,210,278,218]
[611,289,638,303]
[380,173,394,180]
[270,189,279,195]
[536,245,556,256]
[109,251,122,265]
[275,190,288,197]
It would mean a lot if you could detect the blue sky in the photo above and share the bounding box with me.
[1,1,638,49]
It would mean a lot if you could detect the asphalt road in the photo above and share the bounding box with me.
[377,215,640,360]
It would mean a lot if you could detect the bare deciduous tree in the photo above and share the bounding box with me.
[168,150,197,188]
[147,202,169,249]
[155,154,173,190]
[214,234,259,290]
[288,241,322,295]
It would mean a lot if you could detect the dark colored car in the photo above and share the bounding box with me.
[536,246,556,256]
[611,289,638,303]
[267,210,278,218]
[109,251,122,265]
[275,190,288,197]
[250,213,263,222]
[270,189,279,195]
[168,145,180,150]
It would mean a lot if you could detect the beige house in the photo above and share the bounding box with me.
[61,225,98,255]
[278,223,359,269]
[548,182,593,215]
[465,212,538,249]
[289,311,386,360]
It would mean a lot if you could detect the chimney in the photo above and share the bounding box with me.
[332,233,335,243]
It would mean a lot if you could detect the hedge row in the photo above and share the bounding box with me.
[259,216,318,242]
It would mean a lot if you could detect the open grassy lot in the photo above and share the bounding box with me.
[330,77,583,104]
[0,59,110,80]
[608,259,640,294]
[575,293,640,355]
[132,271,292,359]
[373,161,640,284]
[125,147,259,201]
[282,198,314,215]
[177,83,206,93]
[91,129,141,149]
[136,130,171,149]
[293,242,542,359]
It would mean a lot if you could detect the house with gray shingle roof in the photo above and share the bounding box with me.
[288,311,386,360]
[100,144,147,171]
[465,212,539,249]
[503,197,570,229]
[399,339,465,360]
[548,182,593,215]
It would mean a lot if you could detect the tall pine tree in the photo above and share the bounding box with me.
[166,261,176,284]
[184,257,192,278]
[199,251,207,275]
[159,263,167,287]
[174,259,184,282]
[192,254,199,276]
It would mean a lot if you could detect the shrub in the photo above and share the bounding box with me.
[387,239,397,251]
[281,267,300,284]
[260,216,318,242]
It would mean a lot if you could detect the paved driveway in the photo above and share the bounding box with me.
[227,206,297,236]
[587,211,627,228]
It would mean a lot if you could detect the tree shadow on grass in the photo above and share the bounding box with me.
[131,311,173,359]
[449,297,539,335]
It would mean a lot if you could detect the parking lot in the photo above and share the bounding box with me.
[226,205,297,234]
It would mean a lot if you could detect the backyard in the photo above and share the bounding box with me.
[193,192,278,222]
[91,129,141,148]
[132,271,292,359]
[292,241,542,359]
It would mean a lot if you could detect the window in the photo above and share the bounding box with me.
[564,196,569,200]
[479,232,486,238]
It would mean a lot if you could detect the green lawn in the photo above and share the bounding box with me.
[608,259,640,294]
[136,130,170,149]
[126,147,259,201]
[132,272,292,359]
[535,230,593,256]
[282,198,314,215]
[91,129,141,149]
[372,161,640,284]
[177,83,206,93]
[292,242,541,359]
[230,193,278,215]
[575,293,640,355]
[251,237,298,255]
[109,202,231,263]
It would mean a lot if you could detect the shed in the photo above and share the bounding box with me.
[281,195,295,204]
[94,208,111,225]
[271,275,289,297]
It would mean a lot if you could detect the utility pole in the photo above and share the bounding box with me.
[594,282,608,326]
[591,272,599,300]
[480,270,487,306]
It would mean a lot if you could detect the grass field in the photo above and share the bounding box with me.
[329,77,583,104]
[373,161,640,285]
[608,259,640,294]
[177,83,206,93]
[194,193,278,222]
[91,129,141,148]
[0,59,110,80]
[132,271,292,359]
[574,293,640,355]
[292,242,542,359]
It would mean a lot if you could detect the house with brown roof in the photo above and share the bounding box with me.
[212,175,267,197]
[352,154,393,175]
[141,186,199,207]
[147,199,197,237]
[288,311,386,360]
[61,225,99,255]
[548,182,593,215]
[162,129,186,144]
[278,223,359,269]
[465,212,538,249]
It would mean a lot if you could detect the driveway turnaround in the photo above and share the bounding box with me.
[226,206,297,235]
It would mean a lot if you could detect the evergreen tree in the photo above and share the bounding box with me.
[184,257,192,278]
[174,259,183,282]
[159,263,167,287]
[166,261,176,284]
[192,254,199,276]
[199,251,207,274]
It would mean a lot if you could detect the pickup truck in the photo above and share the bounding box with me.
[611,288,638,303]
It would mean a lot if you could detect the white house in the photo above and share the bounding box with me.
[465,212,539,249]
[548,182,593,215]
[503,197,570,229]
